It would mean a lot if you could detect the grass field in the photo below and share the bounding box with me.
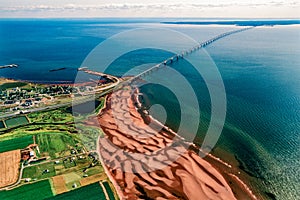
[37,133,78,158]
[5,116,29,128]
[0,82,28,90]
[46,182,105,200]
[0,135,33,153]
[22,162,56,180]
[28,108,74,124]
[103,181,115,200]
[0,180,53,200]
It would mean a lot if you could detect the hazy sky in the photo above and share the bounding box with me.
[0,0,299,18]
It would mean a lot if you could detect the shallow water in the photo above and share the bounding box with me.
[0,19,299,199]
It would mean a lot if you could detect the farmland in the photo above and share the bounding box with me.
[0,180,54,200]
[0,95,113,199]
[36,133,78,158]
[103,181,116,200]
[52,175,67,195]
[46,182,106,200]
[79,173,106,187]
[0,135,33,153]
[22,162,56,180]
[0,150,21,188]
[5,116,29,128]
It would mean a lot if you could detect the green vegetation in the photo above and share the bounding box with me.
[46,182,105,200]
[94,97,105,114]
[75,124,103,151]
[85,165,104,176]
[103,181,115,200]
[0,92,111,200]
[0,135,33,153]
[0,82,28,90]
[63,158,77,169]
[0,180,53,200]
[23,162,56,180]
[37,133,78,158]
[28,108,74,124]
[5,116,29,128]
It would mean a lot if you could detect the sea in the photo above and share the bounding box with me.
[0,19,299,199]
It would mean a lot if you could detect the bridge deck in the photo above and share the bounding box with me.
[126,27,254,83]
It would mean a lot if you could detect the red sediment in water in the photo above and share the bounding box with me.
[97,88,237,200]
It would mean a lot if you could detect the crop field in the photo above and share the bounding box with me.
[103,181,116,200]
[0,180,53,200]
[36,133,77,158]
[5,116,29,128]
[0,150,21,188]
[22,162,56,180]
[46,182,105,200]
[79,173,106,187]
[0,136,33,153]
[52,175,68,195]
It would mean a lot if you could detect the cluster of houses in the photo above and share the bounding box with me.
[0,85,91,112]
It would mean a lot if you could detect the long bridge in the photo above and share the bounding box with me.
[124,26,253,84]
[0,27,254,119]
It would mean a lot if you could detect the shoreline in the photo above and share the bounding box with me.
[1,76,263,199]
[95,86,256,199]
[0,77,96,87]
[133,88,259,200]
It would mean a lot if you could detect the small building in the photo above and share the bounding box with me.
[29,151,35,157]
[25,178,31,182]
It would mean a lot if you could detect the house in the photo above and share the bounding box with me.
[29,151,35,157]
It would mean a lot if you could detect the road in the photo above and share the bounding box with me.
[0,81,119,120]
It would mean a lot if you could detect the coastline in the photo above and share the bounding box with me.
[1,76,264,199]
[0,77,96,87]
[134,87,259,200]
[95,86,257,199]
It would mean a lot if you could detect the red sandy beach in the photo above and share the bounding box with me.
[94,87,256,200]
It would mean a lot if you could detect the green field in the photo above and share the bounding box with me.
[37,133,78,158]
[46,182,105,200]
[23,162,56,180]
[0,82,28,90]
[0,135,33,153]
[0,180,53,200]
[28,108,74,123]
[5,116,29,128]
[103,181,115,200]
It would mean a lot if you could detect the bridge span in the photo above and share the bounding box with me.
[123,26,254,84]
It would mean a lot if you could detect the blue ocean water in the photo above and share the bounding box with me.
[0,19,299,199]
